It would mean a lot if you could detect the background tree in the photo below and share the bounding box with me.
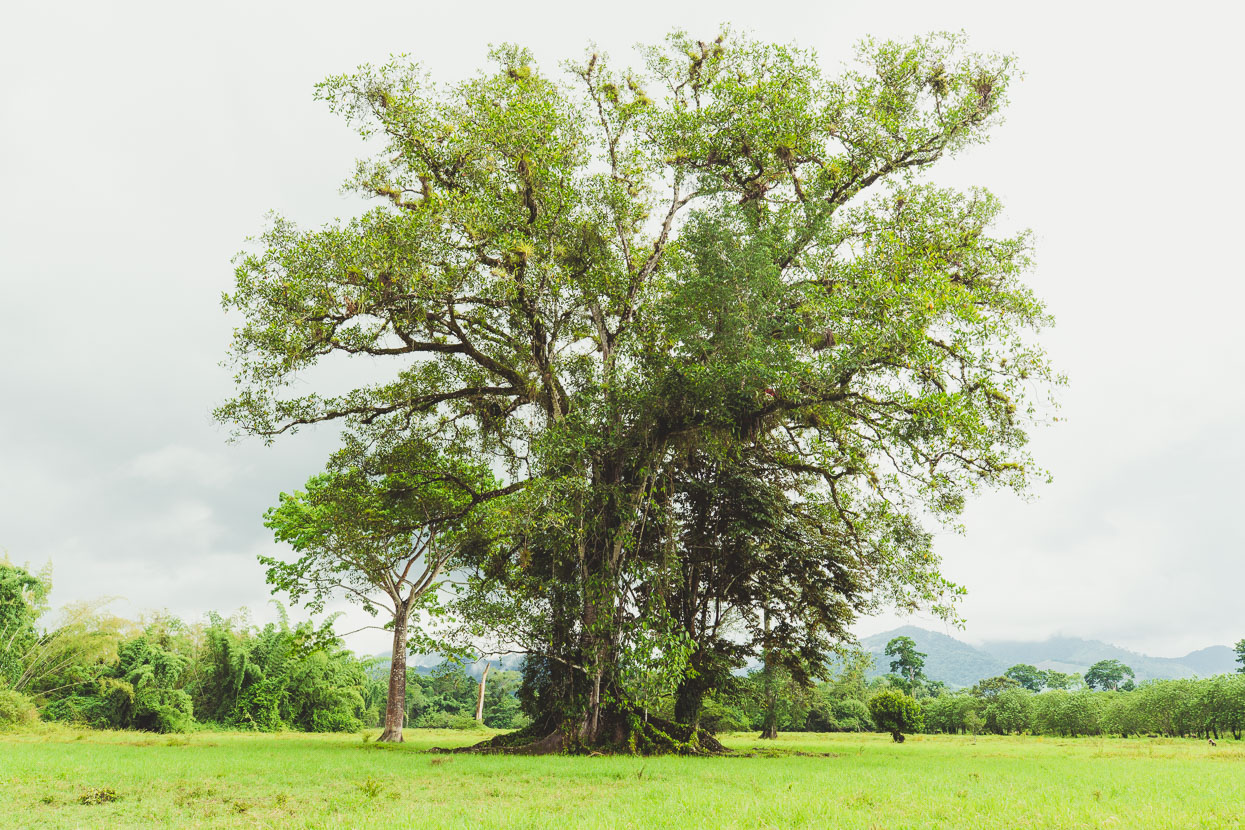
[1044,670,1081,691]
[1084,660,1135,692]
[1004,663,1047,692]
[986,686,1033,734]
[218,28,1054,752]
[263,439,499,742]
[869,689,924,742]
[0,562,129,703]
[1234,639,1244,673]
[972,675,1020,698]
[885,636,928,687]
[0,562,48,689]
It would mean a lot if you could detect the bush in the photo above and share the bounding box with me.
[311,708,364,733]
[699,696,752,733]
[830,698,875,732]
[448,714,488,730]
[869,690,924,742]
[414,710,454,729]
[0,688,38,729]
[507,713,534,732]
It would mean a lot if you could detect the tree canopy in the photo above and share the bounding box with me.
[1084,660,1135,692]
[218,28,1055,752]
[1004,663,1047,692]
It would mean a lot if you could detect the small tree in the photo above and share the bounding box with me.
[870,689,924,742]
[1084,659,1135,692]
[263,440,501,742]
[1234,639,1244,674]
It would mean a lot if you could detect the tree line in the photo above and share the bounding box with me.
[639,639,1245,742]
[0,562,525,733]
[7,562,1244,743]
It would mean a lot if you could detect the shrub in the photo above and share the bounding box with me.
[310,708,363,733]
[415,710,455,729]
[448,714,488,730]
[831,698,875,733]
[699,696,752,733]
[0,688,38,729]
[869,690,924,742]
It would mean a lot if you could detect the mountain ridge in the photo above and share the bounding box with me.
[859,626,1239,687]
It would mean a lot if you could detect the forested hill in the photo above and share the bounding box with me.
[861,627,1007,687]
[861,626,1238,687]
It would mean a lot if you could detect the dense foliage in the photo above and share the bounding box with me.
[0,562,48,689]
[693,662,1245,741]
[920,676,1245,740]
[0,564,525,734]
[869,689,924,742]
[5,560,1245,742]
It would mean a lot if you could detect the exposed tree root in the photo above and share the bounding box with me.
[431,715,730,756]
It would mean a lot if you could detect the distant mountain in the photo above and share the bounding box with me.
[372,633,1237,689]
[980,636,1237,684]
[860,627,1239,688]
[1179,646,1238,677]
[368,651,524,680]
[860,626,1006,688]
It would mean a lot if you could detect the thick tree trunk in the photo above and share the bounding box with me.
[761,698,779,740]
[475,662,490,723]
[473,482,728,756]
[378,607,409,743]
[674,680,704,729]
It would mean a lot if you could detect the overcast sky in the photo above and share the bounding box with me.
[2,0,1241,659]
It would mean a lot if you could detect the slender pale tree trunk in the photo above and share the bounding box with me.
[760,609,778,740]
[378,604,409,743]
[475,662,491,723]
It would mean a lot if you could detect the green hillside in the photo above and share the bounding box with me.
[860,626,1006,688]
[860,627,1239,687]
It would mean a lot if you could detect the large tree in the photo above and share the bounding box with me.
[219,29,1054,752]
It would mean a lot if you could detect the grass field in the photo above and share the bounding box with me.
[1,727,1241,829]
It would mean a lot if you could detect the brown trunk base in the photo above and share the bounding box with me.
[378,727,405,743]
[433,715,729,756]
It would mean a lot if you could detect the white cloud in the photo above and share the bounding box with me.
[124,445,236,489]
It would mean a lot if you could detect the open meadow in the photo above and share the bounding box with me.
[1,728,1241,829]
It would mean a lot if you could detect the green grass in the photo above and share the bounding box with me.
[1,727,1242,828]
